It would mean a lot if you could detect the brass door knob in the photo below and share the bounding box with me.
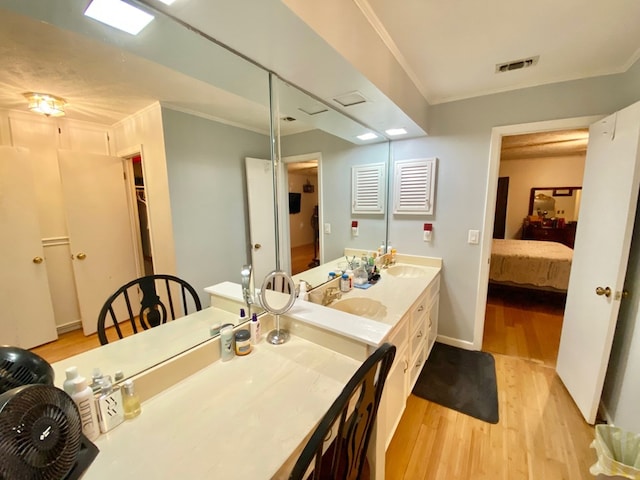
[253,244,262,250]
[76,252,87,260]
[595,286,611,298]
[32,256,43,264]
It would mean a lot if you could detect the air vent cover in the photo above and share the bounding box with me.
[495,55,539,73]
[333,91,367,107]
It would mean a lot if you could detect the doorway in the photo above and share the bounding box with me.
[129,154,154,276]
[282,153,322,276]
[475,116,602,355]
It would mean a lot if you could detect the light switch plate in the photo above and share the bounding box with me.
[468,229,479,244]
[324,223,331,234]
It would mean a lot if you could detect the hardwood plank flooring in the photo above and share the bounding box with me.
[386,285,596,479]
[291,242,318,276]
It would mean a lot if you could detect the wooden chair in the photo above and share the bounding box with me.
[97,274,202,345]
[289,343,396,480]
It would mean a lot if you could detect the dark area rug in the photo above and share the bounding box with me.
[412,343,499,424]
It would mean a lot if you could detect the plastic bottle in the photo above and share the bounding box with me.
[220,325,234,361]
[90,368,104,394]
[346,269,354,289]
[239,307,247,323]
[122,379,142,420]
[378,241,385,256]
[71,376,100,441]
[340,273,350,293]
[250,313,261,345]
[298,281,309,301]
[63,366,79,396]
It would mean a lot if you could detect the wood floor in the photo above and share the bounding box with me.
[291,242,318,276]
[385,285,597,480]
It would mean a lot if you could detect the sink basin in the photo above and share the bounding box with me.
[386,265,429,278]
[330,298,387,321]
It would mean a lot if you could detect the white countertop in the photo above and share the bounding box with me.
[206,254,441,347]
[52,307,240,388]
[83,335,360,479]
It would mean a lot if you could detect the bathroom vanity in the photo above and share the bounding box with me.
[207,252,442,478]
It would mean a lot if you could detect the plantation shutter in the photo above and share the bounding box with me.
[393,158,437,215]
[351,163,385,214]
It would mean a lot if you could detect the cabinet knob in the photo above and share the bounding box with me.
[416,330,423,338]
[32,256,44,264]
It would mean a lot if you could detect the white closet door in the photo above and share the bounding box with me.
[58,150,138,335]
[0,146,57,349]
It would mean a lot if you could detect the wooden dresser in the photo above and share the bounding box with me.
[522,221,577,248]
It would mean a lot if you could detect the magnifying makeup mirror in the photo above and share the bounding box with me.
[259,270,297,345]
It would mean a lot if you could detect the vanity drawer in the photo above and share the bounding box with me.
[425,275,440,306]
[410,293,429,328]
[409,344,427,388]
[387,318,408,352]
[410,315,427,355]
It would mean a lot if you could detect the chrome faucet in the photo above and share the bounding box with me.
[322,287,342,306]
[241,264,255,317]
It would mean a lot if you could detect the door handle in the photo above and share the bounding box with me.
[253,244,261,250]
[595,286,611,298]
[32,256,44,264]
[76,252,87,260]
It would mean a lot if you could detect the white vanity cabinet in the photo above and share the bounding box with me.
[382,272,440,447]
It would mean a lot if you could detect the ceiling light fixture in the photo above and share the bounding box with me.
[357,133,378,141]
[84,0,154,35]
[23,92,67,117]
[385,128,407,136]
[156,0,176,4]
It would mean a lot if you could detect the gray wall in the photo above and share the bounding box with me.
[162,108,271,306]
[389,67,640,344]
[281,130,390,261]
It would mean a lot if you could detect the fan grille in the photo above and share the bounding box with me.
[0,385,82,480]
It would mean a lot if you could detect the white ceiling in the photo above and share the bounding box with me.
[2,0,639,140]
[362,0,640,104]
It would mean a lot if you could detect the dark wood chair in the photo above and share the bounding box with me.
[289,343,396,480]
[97,274,202,345]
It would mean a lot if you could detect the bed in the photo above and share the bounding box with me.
[489,239,573,292]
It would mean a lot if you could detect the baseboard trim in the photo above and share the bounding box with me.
[436,335,476,351]
[57,320,82,335]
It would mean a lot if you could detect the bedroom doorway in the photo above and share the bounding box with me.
[480,120,593,366]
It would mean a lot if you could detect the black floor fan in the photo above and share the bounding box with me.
[0,346,99,479]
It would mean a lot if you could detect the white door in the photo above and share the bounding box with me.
[0,147,58,348]
[58,151,138,335]
[557,100,640,424]
[245,157,277,284]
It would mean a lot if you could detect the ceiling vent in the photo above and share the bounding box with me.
[333,91,367,107]
[298,105,328,116]
[495,55,539,73]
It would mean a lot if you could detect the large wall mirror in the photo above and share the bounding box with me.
[1,1,390,378]
[528,186,582,221]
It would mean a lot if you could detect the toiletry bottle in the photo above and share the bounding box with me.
[63,366,79,396]
[239,307,247,322]
[234,330,252,356]
[220,325,234,361]
[122,379,142,420]
[346,269,354,289]
[340,273,350,293]
[114,370,124,383]
[298,280,309,301]
[378,241,385,256]
[90,368,104,394]
[96,379,124,433]
[250,313,261,345]
[71,376,100,441]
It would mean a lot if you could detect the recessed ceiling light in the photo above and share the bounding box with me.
[385,128,407,136]
[357,133,378,141]
[156,0,176,4]
[84,0,154,35]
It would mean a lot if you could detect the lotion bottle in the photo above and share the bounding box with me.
[71,376,100,441]
[298,281,309,301]
[63,366,79,396]
[250,313,261,345]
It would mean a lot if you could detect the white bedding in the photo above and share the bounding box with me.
[490,239,573,291]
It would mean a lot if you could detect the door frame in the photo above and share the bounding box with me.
[474,115,604,349]
[279,152,324,273]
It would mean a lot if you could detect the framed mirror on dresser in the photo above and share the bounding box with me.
[522,186,582,248]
